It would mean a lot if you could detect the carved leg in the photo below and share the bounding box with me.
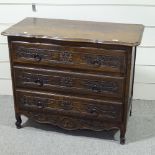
[129,109,132,116]
[129,103,132,116]
[120,127,126,144]
[15,113,22,129]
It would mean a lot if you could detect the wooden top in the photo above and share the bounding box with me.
[1,17,144,46]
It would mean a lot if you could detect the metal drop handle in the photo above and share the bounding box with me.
[34,78,44,87]
[34,54,42,62]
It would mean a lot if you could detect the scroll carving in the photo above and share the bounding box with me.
[84,80,119,93]
[18,71,73,87]
[16,46,73,64]
[21,111,119,131]
[21,72,49,86]
[20,96,49,109]
[16,46,51,60]
[19,95,73,111]
[83,54,123,68]
[86,104,118,118]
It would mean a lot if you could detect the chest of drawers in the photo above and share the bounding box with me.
[1,17,144,144]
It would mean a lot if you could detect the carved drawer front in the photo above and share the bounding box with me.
[16,90,122,122]
[11,41,127,75]
[14,66,125,99]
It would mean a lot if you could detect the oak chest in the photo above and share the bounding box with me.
[1,17,144,144]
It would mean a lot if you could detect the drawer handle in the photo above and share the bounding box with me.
[89,107,98,114]
[37,101,44,109]
[92,84,101,93]
[92,60,101,67]
[34,79,44,87]
[87,104,99,114]
[34,54,42,62]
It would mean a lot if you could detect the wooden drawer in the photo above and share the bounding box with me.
[11,41,127,74]
[16,90,122,122]
[14,66,125,99]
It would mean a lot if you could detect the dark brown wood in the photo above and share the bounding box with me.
[11,41,127,75]
[1,18,144,144]
[16,90,122,122]
[14,66,125,99]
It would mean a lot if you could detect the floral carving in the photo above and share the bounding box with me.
[59,51,72,63]
[83,54,123,68]
[59,77,73,87]
[21,111,120,131]
[59,100,73,110]
[86,104,118,118]
[16,46,51,61]
[20,72,49,87]
[16,47,74,64]
[84,80,119,93]
[20,96,49,109]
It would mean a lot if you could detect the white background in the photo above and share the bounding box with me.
[0,0,155,100]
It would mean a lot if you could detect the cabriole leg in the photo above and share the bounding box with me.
[120,127,126,144]
[15,113,22,129]
[129,104,132,116]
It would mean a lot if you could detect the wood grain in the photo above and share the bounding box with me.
[2,17,144,46]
